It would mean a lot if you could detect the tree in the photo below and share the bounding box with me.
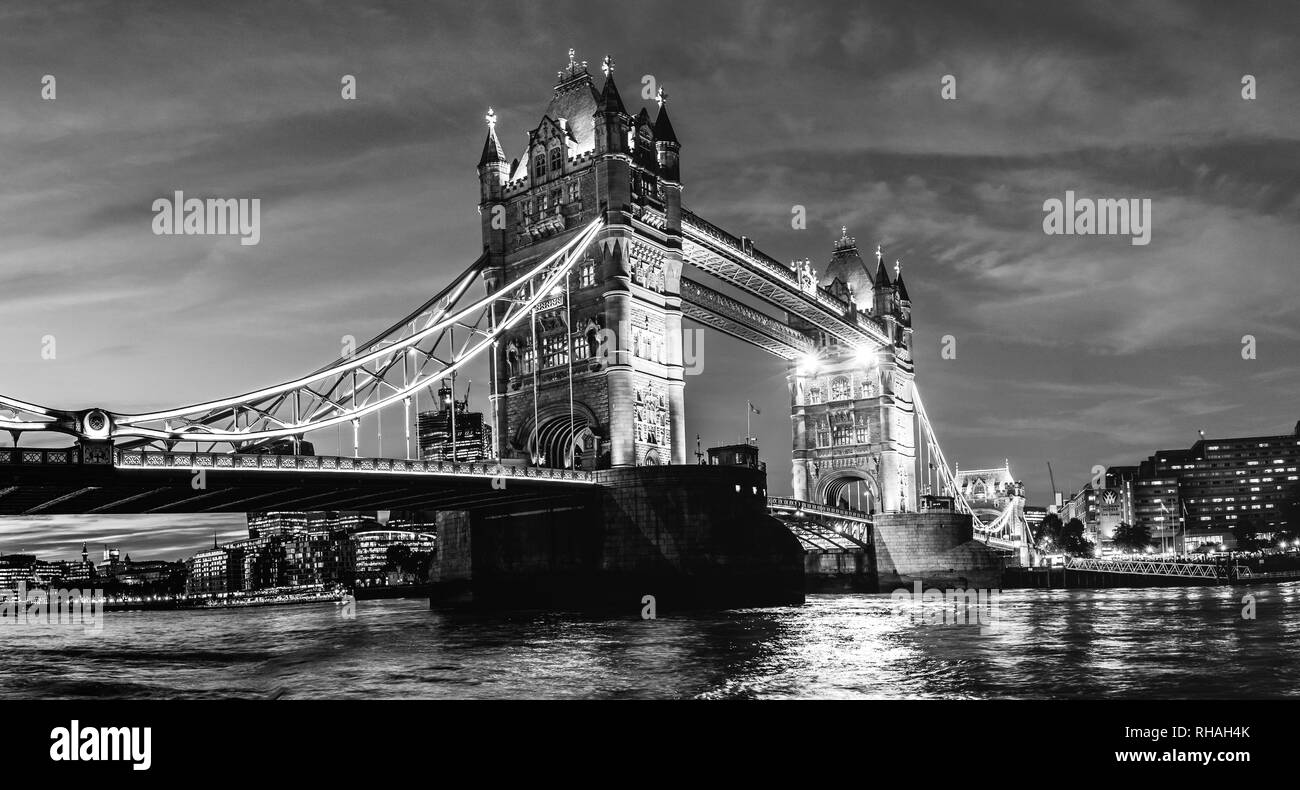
[1058,517,1095,557]
[1035,512,1063,548]
[1111,521,1151,553]
[1231,524,1262,552]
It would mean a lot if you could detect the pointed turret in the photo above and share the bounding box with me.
[653,97,678,144]
[600,72,628,117]
[477,108,507,169]
[593,54,630,160]
[895,265,910,303]
[653,85,680,185]
[873,257,893,289]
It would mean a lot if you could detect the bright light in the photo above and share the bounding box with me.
[797,352,819,376]
[855,347,876,368]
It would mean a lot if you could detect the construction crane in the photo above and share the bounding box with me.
[1046,462,1059,509]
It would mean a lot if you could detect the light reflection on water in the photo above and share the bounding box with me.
[3,585,1297,699]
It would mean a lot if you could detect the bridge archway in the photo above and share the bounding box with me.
[519,402,602,470]
[820,470,880,515]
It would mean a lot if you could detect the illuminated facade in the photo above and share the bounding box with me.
[1134,424,1300,550]
[479,50,686,470]
[788,229,915,513]
[417,385,489,462]
[185,547,245,596]
[348,529,436,587]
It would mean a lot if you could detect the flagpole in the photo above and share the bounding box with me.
[746,400,751,444]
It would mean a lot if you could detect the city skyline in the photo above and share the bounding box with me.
[3,0,1300,558]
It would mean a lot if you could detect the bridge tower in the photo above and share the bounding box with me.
[477,50,686,469]
[787,229,916,513]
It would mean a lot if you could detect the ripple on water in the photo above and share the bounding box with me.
[3,587,1299,699]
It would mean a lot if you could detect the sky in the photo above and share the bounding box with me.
[2,0,1299,560]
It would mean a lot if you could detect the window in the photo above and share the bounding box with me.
[830,377,850,401]
[579,260,596,288]
[549,147,563,173]
[568,181,580,203]
[854,424,869,444]
[542,333,568,369]
[808,387,823,405]
[532,154,546,180]
[832,424,852,446]
[550,189,561,214]
[523,199,533,217]
[816,429,830,447]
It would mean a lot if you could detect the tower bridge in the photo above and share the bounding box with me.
[0,50,1007,607]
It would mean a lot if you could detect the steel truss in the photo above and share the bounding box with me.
[1,219,605,449]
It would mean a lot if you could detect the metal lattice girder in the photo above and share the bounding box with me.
[680,277,816,360]
[671,208,892,350]
[2,219,606,447]
[1066,557,1235,579]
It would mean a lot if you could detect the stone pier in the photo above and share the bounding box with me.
[429,465,805,612]
[872,511,1005,591]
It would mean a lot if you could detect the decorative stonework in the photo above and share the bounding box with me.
[629,240,666,292]
[633,378,669,461]
[630,308,666,364]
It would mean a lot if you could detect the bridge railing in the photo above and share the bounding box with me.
[0,447,78,465]
[767,496,873,522]
[1065,557,1250,579]
[106,450,596,483]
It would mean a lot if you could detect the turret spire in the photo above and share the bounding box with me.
[477,107,507,168]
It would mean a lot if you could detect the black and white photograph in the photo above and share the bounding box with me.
[1,0,1296,773]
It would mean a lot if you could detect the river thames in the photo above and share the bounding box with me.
[4,585,1299,699]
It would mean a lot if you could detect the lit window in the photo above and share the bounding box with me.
[549,147,563,172]
[533,153,546,180]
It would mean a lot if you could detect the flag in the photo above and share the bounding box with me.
[748,401,760,415]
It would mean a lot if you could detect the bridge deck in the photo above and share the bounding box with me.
[0,449,592,516]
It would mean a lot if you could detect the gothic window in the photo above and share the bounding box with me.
[579,260,596,288]
[567,180,580,203]
[532,153,546,181]
[523,199,534,218]
[541,332,568,369]
[816,428,831,448]
[549,147,563,173]
[808,387,823,405]
[831,376,850,401]
[832,423,852,446]
[550,189,562,215]
[522,345,537,375]
[854,422,870,444]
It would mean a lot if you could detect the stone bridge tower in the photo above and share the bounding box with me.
[477,50,686,469]
[787,229,916,513]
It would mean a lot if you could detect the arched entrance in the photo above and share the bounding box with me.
[527,415,598,470]
[821,472,880,514]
